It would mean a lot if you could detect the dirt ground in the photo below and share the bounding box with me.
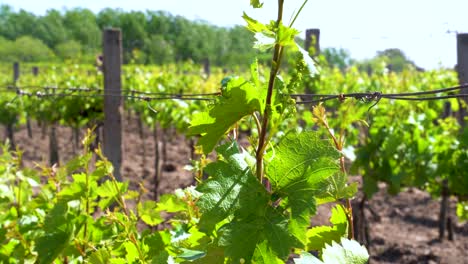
[2,116,468,264]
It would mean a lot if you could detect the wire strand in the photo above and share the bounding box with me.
[1,83,468,105]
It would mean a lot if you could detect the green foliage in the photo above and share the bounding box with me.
[457,201,468,221]
[356,48,421,72]
[197,142,268,232]
[55,40,83,61]
[184,2,368,261]
[219,207,298,262]
[195,141,299,262]
[2,50,462,263]
[322,47,354,71]
[63,8,101,52]
[0,36,15,61]
[307,205,348,251]
[189,74,264,154]
[266,131,341,244]
[0,4,261,67]
[353,99,468,200]
[250,0,264,8]
[0,1,394,263]
[295,238,369,264]
[144,34,175,64]
[376,48,419,71]
[0,132,209,263]
[315,172,358,205]
[0,35,55,62]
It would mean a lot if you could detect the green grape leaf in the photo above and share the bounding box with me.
[58,173,88,201]
[219,208,298,263]
[253,32,276,51]
[190,241,225,264]
[138,200,164,226]
[296,42,319,76]
[321,239,369,264]
[151,252,169,264]
[143,232,167,260]
[362,174,379,198]
[293,252,322,264]
[187,226,207,247]
[96,180,128,210]
[88,248,111,264]
[125,190,140,200]
[157,194,187,213]
[250,58,261,89]
[219,205,299,263]
[307,205,348,251]
[177,248,206,261]
[242,13,275,51]
[315,172,358,205]
[0,240,19,262]
[266,131,340,244]
[242,12,270,34]
[189,77,264,154]
[124,242,139,262]
[110,258,127,264]
[266,131,340,191]
[197,142,269,233]
[277,23,300,47]
[87,218,107,243]
[295,239,369,264]
[65,153,92,174]
[43,199,79,232]
[250,0,264,8]
[18,215,39,234]
[91,159,114,181]
[251,241,284,264]
[35,229,73,264]
[457,201,468,221]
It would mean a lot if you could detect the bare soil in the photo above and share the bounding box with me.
[2,116,468,264]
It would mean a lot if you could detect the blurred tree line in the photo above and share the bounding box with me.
[323,47,423,73]
[0,5,264,66]
[0,5,421,71]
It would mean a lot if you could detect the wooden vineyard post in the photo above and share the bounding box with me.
[153,124,160,200]
[137,114,146,165]
[438,102,452,240]
[305,29,320,56]
[6,62,20,150]
[304,29,320,93]
[49,115,60,166]
[13,62,19,83]
[352,196,370,248]
[439,32,468,241]
[103,28,123,182]
[32,66,39,76]
[48,79,59,166]
[203,58,211,77]
[26,67,39,138]
[457,33,468,127]
[439,33,468,241]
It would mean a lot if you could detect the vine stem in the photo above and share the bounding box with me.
[83,145,90,240]
[256,0,285,182]
[323,123,355,240]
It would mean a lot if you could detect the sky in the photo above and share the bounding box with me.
[1,0,467,70]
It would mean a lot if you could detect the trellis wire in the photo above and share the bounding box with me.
[0,83,468,104]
